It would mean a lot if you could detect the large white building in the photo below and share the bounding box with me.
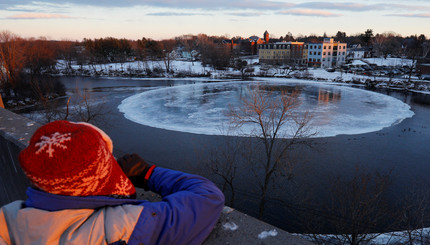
[308,38,347,68]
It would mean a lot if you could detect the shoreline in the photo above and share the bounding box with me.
[51,58,430,93]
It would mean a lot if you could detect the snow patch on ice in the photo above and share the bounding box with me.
[223,206,235,214]
[223,222,239,231]
[258,229,278,239]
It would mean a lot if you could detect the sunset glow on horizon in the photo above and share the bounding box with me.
[1,0,429,41]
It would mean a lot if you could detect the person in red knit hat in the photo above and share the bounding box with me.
[0,120,224,245]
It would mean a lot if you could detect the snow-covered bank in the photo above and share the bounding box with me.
[54,58,430,93]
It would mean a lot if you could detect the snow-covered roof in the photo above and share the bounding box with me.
[351,60,369,66]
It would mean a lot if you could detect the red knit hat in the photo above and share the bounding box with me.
[19,120,136,198]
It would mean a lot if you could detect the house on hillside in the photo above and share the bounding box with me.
[248,35,265,55]
[346,44,372,61]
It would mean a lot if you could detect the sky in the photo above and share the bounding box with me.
[0,0,429,41]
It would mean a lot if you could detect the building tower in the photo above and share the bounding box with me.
[263,30,269,44]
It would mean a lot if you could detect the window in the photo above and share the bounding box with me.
[323,52,326,55]
[328,52,331,55]
[324,46,326,49]
[318,52,321,55]
[323,58,325,61]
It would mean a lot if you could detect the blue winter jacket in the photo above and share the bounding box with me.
[0,167,225,245]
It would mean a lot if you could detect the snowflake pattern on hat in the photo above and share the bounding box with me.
[113,175,135,196]
[35,132,72,157]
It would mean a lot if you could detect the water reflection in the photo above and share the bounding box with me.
[317,88,341,105]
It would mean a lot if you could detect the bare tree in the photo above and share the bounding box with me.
[234,58,248,79]
[28,86,110,127]
[306,168,393,245]
[57,40,78,72]
[24,37,57,77]
[159,39,177,73]
[228,85,315,218]
[0,31,25,97]
[393,182,430,245]
[202,134,242,206]
[69,88,111,125]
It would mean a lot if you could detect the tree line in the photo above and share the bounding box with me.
[0,31,63,106]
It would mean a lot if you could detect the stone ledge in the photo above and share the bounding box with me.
[0,107,40,149]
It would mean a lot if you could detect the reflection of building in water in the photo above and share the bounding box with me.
[318,88,341,105]
[312,87,342,126]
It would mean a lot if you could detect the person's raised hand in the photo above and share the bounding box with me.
[117,153,156,190]
[117,153,149,177]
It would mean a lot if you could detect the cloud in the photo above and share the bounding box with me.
[387,13,430,18]
[296,2,384,11]
[146,12,211,16]
[2,0,429,14]
[281,1,430,13]
[279,9,342,17]
[1,0,296,11]
[227,0,295,10]
[225,12,266,17]
[388,4,430,11]
[7,13,74,19]
[3,1,73,15]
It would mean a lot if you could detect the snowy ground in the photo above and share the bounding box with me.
[363,57,414,67]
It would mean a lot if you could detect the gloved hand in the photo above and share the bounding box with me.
[117,153,156,190]
[117,153,149,177]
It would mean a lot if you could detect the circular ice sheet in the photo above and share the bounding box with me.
[118,80,414,138]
